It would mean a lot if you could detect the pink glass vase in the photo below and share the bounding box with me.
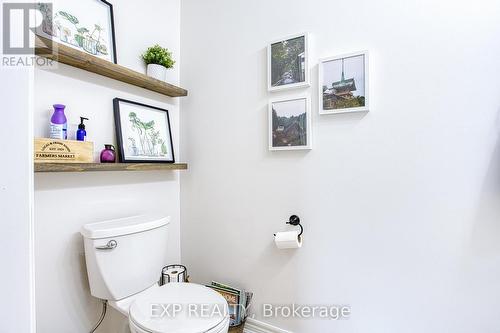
[100,144,116,163]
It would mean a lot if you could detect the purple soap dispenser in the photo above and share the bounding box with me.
[100,144,116,163]
[50,104,67,140]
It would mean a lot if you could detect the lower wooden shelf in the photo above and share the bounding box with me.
[34,162,188,173]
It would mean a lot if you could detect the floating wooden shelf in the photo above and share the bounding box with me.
[35,35,188,98]
[34,162,188,173]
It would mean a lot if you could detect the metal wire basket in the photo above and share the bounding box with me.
[160,264,188,285]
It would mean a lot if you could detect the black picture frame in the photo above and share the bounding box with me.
[113,98,175,163]
[37,0,118,63]
[100,0,118,64]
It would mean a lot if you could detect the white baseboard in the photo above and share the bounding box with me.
[243,318,292,333]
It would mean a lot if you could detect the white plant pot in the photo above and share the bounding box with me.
[147,64,167,82]
[165,70,176,84]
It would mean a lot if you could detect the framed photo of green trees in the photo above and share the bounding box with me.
[268,33,309,92]
[269,96,312,150]
[113,98,175,163]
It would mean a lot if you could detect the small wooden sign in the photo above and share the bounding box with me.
[34,138,94,163]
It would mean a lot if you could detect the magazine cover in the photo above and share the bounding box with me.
[206,285,241,326]
[211,281,247,322]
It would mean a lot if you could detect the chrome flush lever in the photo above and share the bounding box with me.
[95,240,117,250]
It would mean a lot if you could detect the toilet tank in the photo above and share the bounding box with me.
[81,214,170,301]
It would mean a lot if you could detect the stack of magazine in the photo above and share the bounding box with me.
[206,281,253,327]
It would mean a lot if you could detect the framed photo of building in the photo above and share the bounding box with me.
[268,33,309,92]
[319,51,369,114]
[36,0,117,63]
[269,96,312,150]
[113,98,175,163]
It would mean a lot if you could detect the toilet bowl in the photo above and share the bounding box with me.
[130,319,229,333]
[120,283,229,333]
[80,214,229,333]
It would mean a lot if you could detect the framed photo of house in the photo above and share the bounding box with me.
[113,98,175,163]
[36,0,117,63]
[319,51,369,114]
[269,96,312,151]
[268,33,309,92]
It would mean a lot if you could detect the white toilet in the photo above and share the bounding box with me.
[80,214,230,333]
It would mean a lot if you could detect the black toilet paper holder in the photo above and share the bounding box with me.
[274,215,303,237]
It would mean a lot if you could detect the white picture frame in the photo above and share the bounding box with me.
[319,51,369,114]
[268,96,312,151]
[268,33,310,92]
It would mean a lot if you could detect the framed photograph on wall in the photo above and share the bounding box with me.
[36,0,117,63]
[268,33,309,92]
[269,96,312,150]
[113,98,175,163]
[319,51,369,114]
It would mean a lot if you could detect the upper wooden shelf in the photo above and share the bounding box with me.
[35,162,188,173]
[35,35,188,98]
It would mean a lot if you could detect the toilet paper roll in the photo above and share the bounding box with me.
[161,265,187,284]
[274,230,302,249]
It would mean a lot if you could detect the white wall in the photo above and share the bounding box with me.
[1,70,35,333]
[0,1,35,331]
[33,1,181,332]
[180,0,500,332]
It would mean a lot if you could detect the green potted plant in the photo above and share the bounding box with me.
[142,44,175,82]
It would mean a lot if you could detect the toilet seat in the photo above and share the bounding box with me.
[129,315,229,333]
[129,283,229,333]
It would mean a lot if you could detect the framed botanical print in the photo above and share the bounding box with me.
[268,33,309,92]
[113,98,175,163]
[37,0,117,63]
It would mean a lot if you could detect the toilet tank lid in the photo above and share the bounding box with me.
[80,214,170,239]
